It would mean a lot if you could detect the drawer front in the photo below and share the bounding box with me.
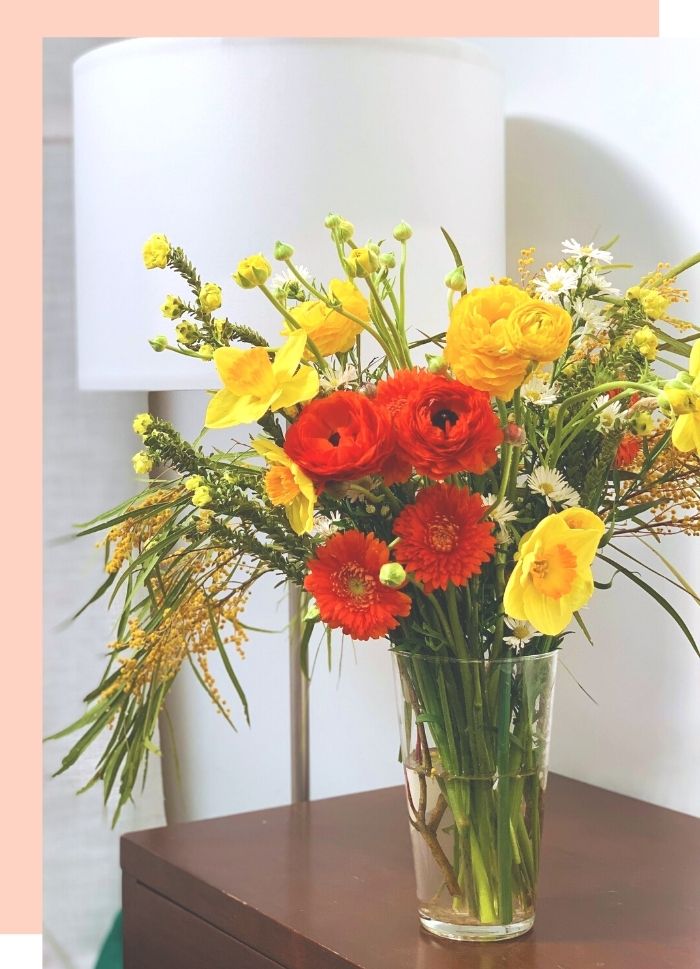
[123,874,286,969]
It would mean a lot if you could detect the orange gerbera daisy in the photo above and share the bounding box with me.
[304,531,412,641]
[393,484,496,593]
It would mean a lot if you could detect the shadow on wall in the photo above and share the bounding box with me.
[505,117,689,277]
[505,116,699,812]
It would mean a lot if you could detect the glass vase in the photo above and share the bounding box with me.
[392,649,558,942]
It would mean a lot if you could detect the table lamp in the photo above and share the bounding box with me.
[72,37,505,806]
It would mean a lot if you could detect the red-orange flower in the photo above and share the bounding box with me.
[374,370,427,484]
[389,371,501,479]
[304,531,412,640]
[614,434,642,469]
[284,391,393,483]
[393,484,496,593]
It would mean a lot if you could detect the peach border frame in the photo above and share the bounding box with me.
[4,0,661,939]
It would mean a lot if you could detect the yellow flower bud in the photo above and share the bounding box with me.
[233,254,271,289]
[132,413,153,436]
[184,475,204,491]
[626,286,669,321]
[175,322,199,345]
[161,295,184,319]
[346,246,380,277]
[198,344,215,360]
[132,451,154,474]
[632,324,659,361]
[393,221,413,242]
[336,219,355,243]
[212,318,232,342]
[192,485,213,507]
[198,283,222,313]
[142,234,170,270]
[633,412,655,437]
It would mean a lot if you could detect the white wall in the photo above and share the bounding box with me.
[43,39,165,969]
[480,37,700,814]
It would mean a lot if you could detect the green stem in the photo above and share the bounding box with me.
[663,251,700,280]
[258,284,329,374]
[495,664,513,923]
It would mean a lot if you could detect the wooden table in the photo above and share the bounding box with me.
[121,774,700,969]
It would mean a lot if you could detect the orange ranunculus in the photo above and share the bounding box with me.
[445,285,531,400]
[283,390,393,483]
[505,300,573,363]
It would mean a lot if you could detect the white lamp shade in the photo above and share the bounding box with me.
[73,38,504,391]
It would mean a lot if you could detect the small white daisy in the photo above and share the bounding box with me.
[592,394,622,433]
[270,264,312,290]
[583,269,620,297]
[482,493,518,543]
[319,364,359,393]
[527,466,580,507]
[504,616,537,650]
[562,239,613,264]
[312,515,340,540]
[521,370,559,407]
[533,266,579,303]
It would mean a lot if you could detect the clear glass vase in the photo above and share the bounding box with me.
[392,649,558,942]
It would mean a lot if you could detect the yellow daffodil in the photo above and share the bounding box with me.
[281,279,369,357]
[251,438,315,535]
[205,330,319,429]
[671,341,700,456]
[503,508,605,636]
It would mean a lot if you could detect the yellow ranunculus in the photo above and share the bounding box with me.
[444,285,531,400]
[232,254,271,289]
[346,246,380,277]
[671,341,700,456]
[503,508,605,636]
[251,438,316,535]
[142,234,170,270]
[282,279,368,358]
[632,324,659,361]
[199,283,222,313]
[205,329,319,429]
[505,301,573,363]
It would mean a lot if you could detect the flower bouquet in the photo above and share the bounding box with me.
[54,216,700,941]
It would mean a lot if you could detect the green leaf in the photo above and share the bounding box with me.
[597,552,699,656]
[207,603,250,726]
[440,227,465,273]
[572,611,595,646]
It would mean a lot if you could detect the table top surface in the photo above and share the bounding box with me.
[122,774,700,969]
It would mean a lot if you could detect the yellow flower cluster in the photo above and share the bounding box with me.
[445,285,573,400]
[142,234,170,270]
[101,488,184,574]
[104,548,248,709]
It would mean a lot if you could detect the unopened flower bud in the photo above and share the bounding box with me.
[150,335,169,352]
[212,318,232,342]
[161,295,185,319]
[427,354,448,375]
[336,219,355,243]
[324,213,341,229]
[198,344,215,360]
[379,562,407,589]
[504,422,527,446]
[184,475,204,491]
[393,221,413,242]
[233,254,271,289]
[175,322,199,345]
[303,600,320,622]
[274,241,294,261]
[379,252,396,270]
[633,412,656,437]
[444,266,467,292]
